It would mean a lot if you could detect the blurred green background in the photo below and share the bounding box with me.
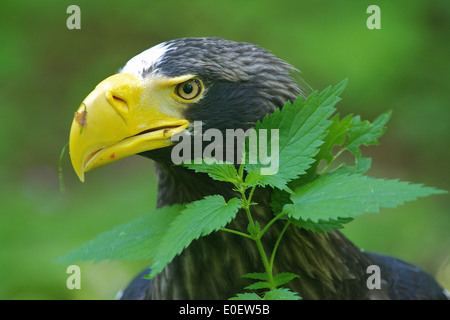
[0,0,448,299]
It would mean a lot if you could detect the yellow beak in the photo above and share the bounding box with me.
[69,73,189,182]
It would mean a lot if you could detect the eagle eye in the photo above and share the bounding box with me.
[176,78,202,100]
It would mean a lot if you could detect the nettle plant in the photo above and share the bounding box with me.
[59,80,445,300]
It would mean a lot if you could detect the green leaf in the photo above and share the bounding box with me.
[284,172,447,223]
[346,110,392,158]
[229,292,262,300]
[335,158,372,175]
[270,187,291,215]
[269,172,319,216]
[244,281,272,290]
[244,80,347,190]
[55,204,185,263]
[273,272,299,287]
[244,169,267,188]
[263,288,302,300]
[241,272,270,281]
[353,157,372,174]
[316,113,353,164]
[242,273,298,291]
[184,159,239,185]
[149,196,241,278]
[289,217,354,233]
[247,221,261,238]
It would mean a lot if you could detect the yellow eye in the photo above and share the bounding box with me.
[175,79,202,100]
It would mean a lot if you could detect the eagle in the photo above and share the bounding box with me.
[68,37,447,300]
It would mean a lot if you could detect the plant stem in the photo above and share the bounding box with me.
[269,220,290,273]
[244,203,255,226]
[259,211,285,239]
[254,236,275,288]
[58,142,69,194]
[247,185,257,205]
[241,186,256,226]
[219,228,253,239]
[320,147,346,175]
[239,185,276,289]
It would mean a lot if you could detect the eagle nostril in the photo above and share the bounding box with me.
[107,92,129,115]
[113,95,126,104]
